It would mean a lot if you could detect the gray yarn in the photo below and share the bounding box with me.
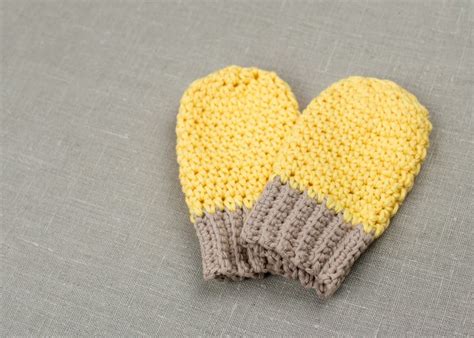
[241,177,374,298]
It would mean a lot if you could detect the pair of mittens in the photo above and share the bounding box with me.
[177,66,431,298]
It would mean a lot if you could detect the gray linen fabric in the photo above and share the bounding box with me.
[1,0,473,336]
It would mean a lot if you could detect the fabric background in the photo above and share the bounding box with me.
[1,0,473,336]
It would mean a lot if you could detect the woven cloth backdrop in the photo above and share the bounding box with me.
[2,0,473,336]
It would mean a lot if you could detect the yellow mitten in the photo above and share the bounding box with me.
[241,76,431,297]
[177,66,299,279]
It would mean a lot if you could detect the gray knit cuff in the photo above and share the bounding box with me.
[240,177,375,298]
[194,208,261,280]
[244,242,311,283]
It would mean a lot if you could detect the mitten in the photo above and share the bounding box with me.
[176,66,299,279]
[241,76,431,297]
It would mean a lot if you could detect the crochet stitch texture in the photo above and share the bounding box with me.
[276,76,431,237]
[240,76,431,297]
[177,66,299,279]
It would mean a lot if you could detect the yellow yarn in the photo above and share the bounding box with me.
[177,66,299,221]
[274,77,431,237]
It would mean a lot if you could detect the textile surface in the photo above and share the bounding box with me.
[1,0,473,336]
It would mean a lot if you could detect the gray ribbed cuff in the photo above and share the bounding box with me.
[194,208,261,280]
[240,177,375,298]
[245,242,309,282]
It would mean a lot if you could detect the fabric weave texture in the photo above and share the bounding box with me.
[4,1,472,334]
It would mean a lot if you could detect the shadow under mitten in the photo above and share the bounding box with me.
[177,66,299,280]
[241,76,431,297]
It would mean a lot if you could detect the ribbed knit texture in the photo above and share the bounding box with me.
[241,177,374,297]
[194,208,256,280]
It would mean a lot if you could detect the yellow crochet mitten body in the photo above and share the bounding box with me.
[241,76,431,296]
[177,66,299,279]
